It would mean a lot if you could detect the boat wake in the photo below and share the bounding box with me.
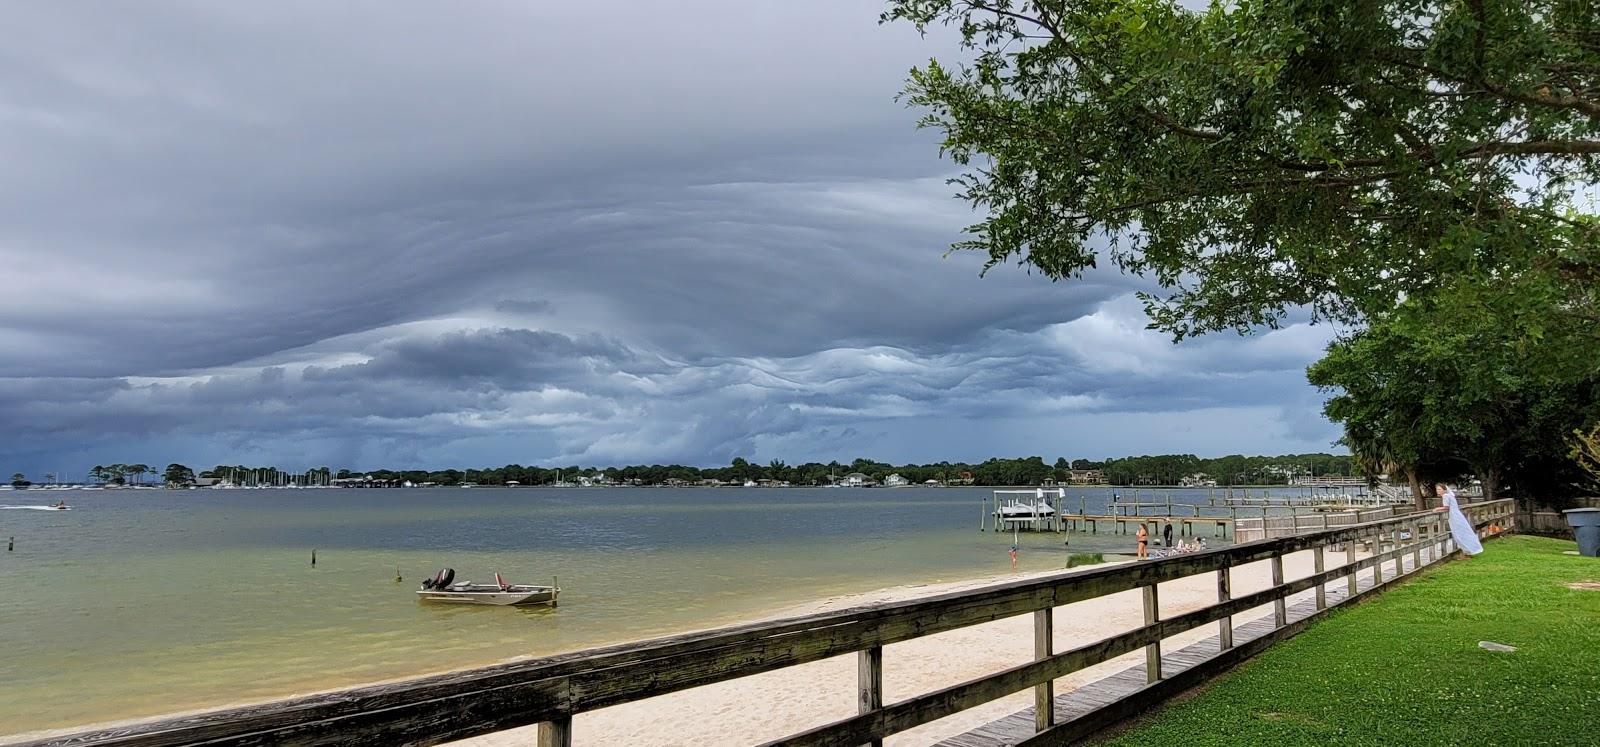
[0,505,72,511]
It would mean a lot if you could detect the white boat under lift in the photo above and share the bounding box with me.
[992,488,1066,531]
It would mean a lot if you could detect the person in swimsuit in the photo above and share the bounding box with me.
[1136,524,1148,559]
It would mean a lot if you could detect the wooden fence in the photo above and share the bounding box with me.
[19,500,1515,747]
[1233,506,1396,541]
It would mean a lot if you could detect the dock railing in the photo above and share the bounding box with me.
[20,499,1516,747]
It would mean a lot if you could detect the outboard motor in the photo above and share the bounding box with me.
[421,567,455,590]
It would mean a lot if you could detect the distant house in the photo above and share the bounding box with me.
[842,472,873,487]
[1068,469,1107,485]
[924,479,941,486]
[1179,473,1218,488]
[883,473,909,487]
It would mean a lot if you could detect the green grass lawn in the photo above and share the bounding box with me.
[1098,535,1600,746]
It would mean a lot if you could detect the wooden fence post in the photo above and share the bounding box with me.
[1373,529,1384,585]
[538,717,572,747]
[1270,554,1286,627]
[1313,545,1326,610]
[859,646,883,747]
[1216,563,1233,650]
[1392,526,1403,575]
[1034,608,1054,732]
[1143,584,1161,683]
[1346,531,1358,598]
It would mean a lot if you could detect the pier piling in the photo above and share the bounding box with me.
[312,549,317,567]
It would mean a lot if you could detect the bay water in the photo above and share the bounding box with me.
[0,485,1269,735]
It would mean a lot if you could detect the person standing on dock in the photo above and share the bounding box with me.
[1009,544,1018,571]
[1136,524,1148,559]
[1435,483,1484,556]
[1162,522,1174,547]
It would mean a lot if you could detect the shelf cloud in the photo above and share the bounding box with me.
[0,1,1341,475]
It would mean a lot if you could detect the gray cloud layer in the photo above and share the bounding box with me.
[0,2,1340,475]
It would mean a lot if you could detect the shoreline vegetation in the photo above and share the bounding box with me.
[32,452,1359,489]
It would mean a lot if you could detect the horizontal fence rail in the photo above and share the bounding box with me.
[17,500,1515,747]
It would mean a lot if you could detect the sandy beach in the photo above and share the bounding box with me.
[455,547,1343,746]
[0,546,1354,747]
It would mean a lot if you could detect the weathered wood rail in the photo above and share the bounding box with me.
[16,500,1515,747]
[1234,505,1398,541]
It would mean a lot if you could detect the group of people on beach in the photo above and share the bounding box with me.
[1135,522,1203,559]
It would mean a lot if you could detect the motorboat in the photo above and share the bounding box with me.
[416,568,559,607]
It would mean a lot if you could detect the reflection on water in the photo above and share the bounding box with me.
[0,485,1281,734]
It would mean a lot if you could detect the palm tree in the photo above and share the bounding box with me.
[43,472,57,486]
[89,466,104,484]
[127,464,150,486]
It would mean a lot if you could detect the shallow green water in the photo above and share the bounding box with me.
[0,486,1254,735]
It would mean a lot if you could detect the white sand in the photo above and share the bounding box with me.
[456,547,1351,746]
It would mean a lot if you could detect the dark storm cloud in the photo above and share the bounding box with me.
[0,2,1341,474]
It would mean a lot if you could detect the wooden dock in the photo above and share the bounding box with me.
[1057,513,1233,538]
[937,551,1418,747]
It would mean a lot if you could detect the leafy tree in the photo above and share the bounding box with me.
[1570,421,1600,488]
[163,463,196,487]
[884,0,1600,339]
[10,472,28,487]
[1311,291,1600,506]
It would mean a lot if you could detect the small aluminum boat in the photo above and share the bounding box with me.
[416,569,559,607]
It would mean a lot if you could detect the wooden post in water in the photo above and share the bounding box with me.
[311,549,317,567]
[980,496,986,532]
[1270,554,1286,627]
[538,717,571,747]
[1216,562,1233,650]
[1313,546,1326,610]
[859,646,883,747]
[6,536,11,552]
[1142,584,1161,683]
[1033,608,1054,732]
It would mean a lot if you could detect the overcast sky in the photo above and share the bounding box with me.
[0,1,1343,477]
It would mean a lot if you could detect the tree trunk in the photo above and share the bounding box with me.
[1483,469,1500,501]
[1408,467,1426,512]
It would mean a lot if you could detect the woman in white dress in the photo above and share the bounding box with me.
[1435,483,1484,556]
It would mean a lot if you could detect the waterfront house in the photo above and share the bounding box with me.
[841,472,873,487]
[883,473,909,487]
[1067,469,1107,485]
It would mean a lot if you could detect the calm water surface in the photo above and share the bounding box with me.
[0,485,1282,735]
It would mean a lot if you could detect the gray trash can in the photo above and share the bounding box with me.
[1565,508,1600,557]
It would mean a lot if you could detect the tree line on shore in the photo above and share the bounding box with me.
[133,453,1356,488]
